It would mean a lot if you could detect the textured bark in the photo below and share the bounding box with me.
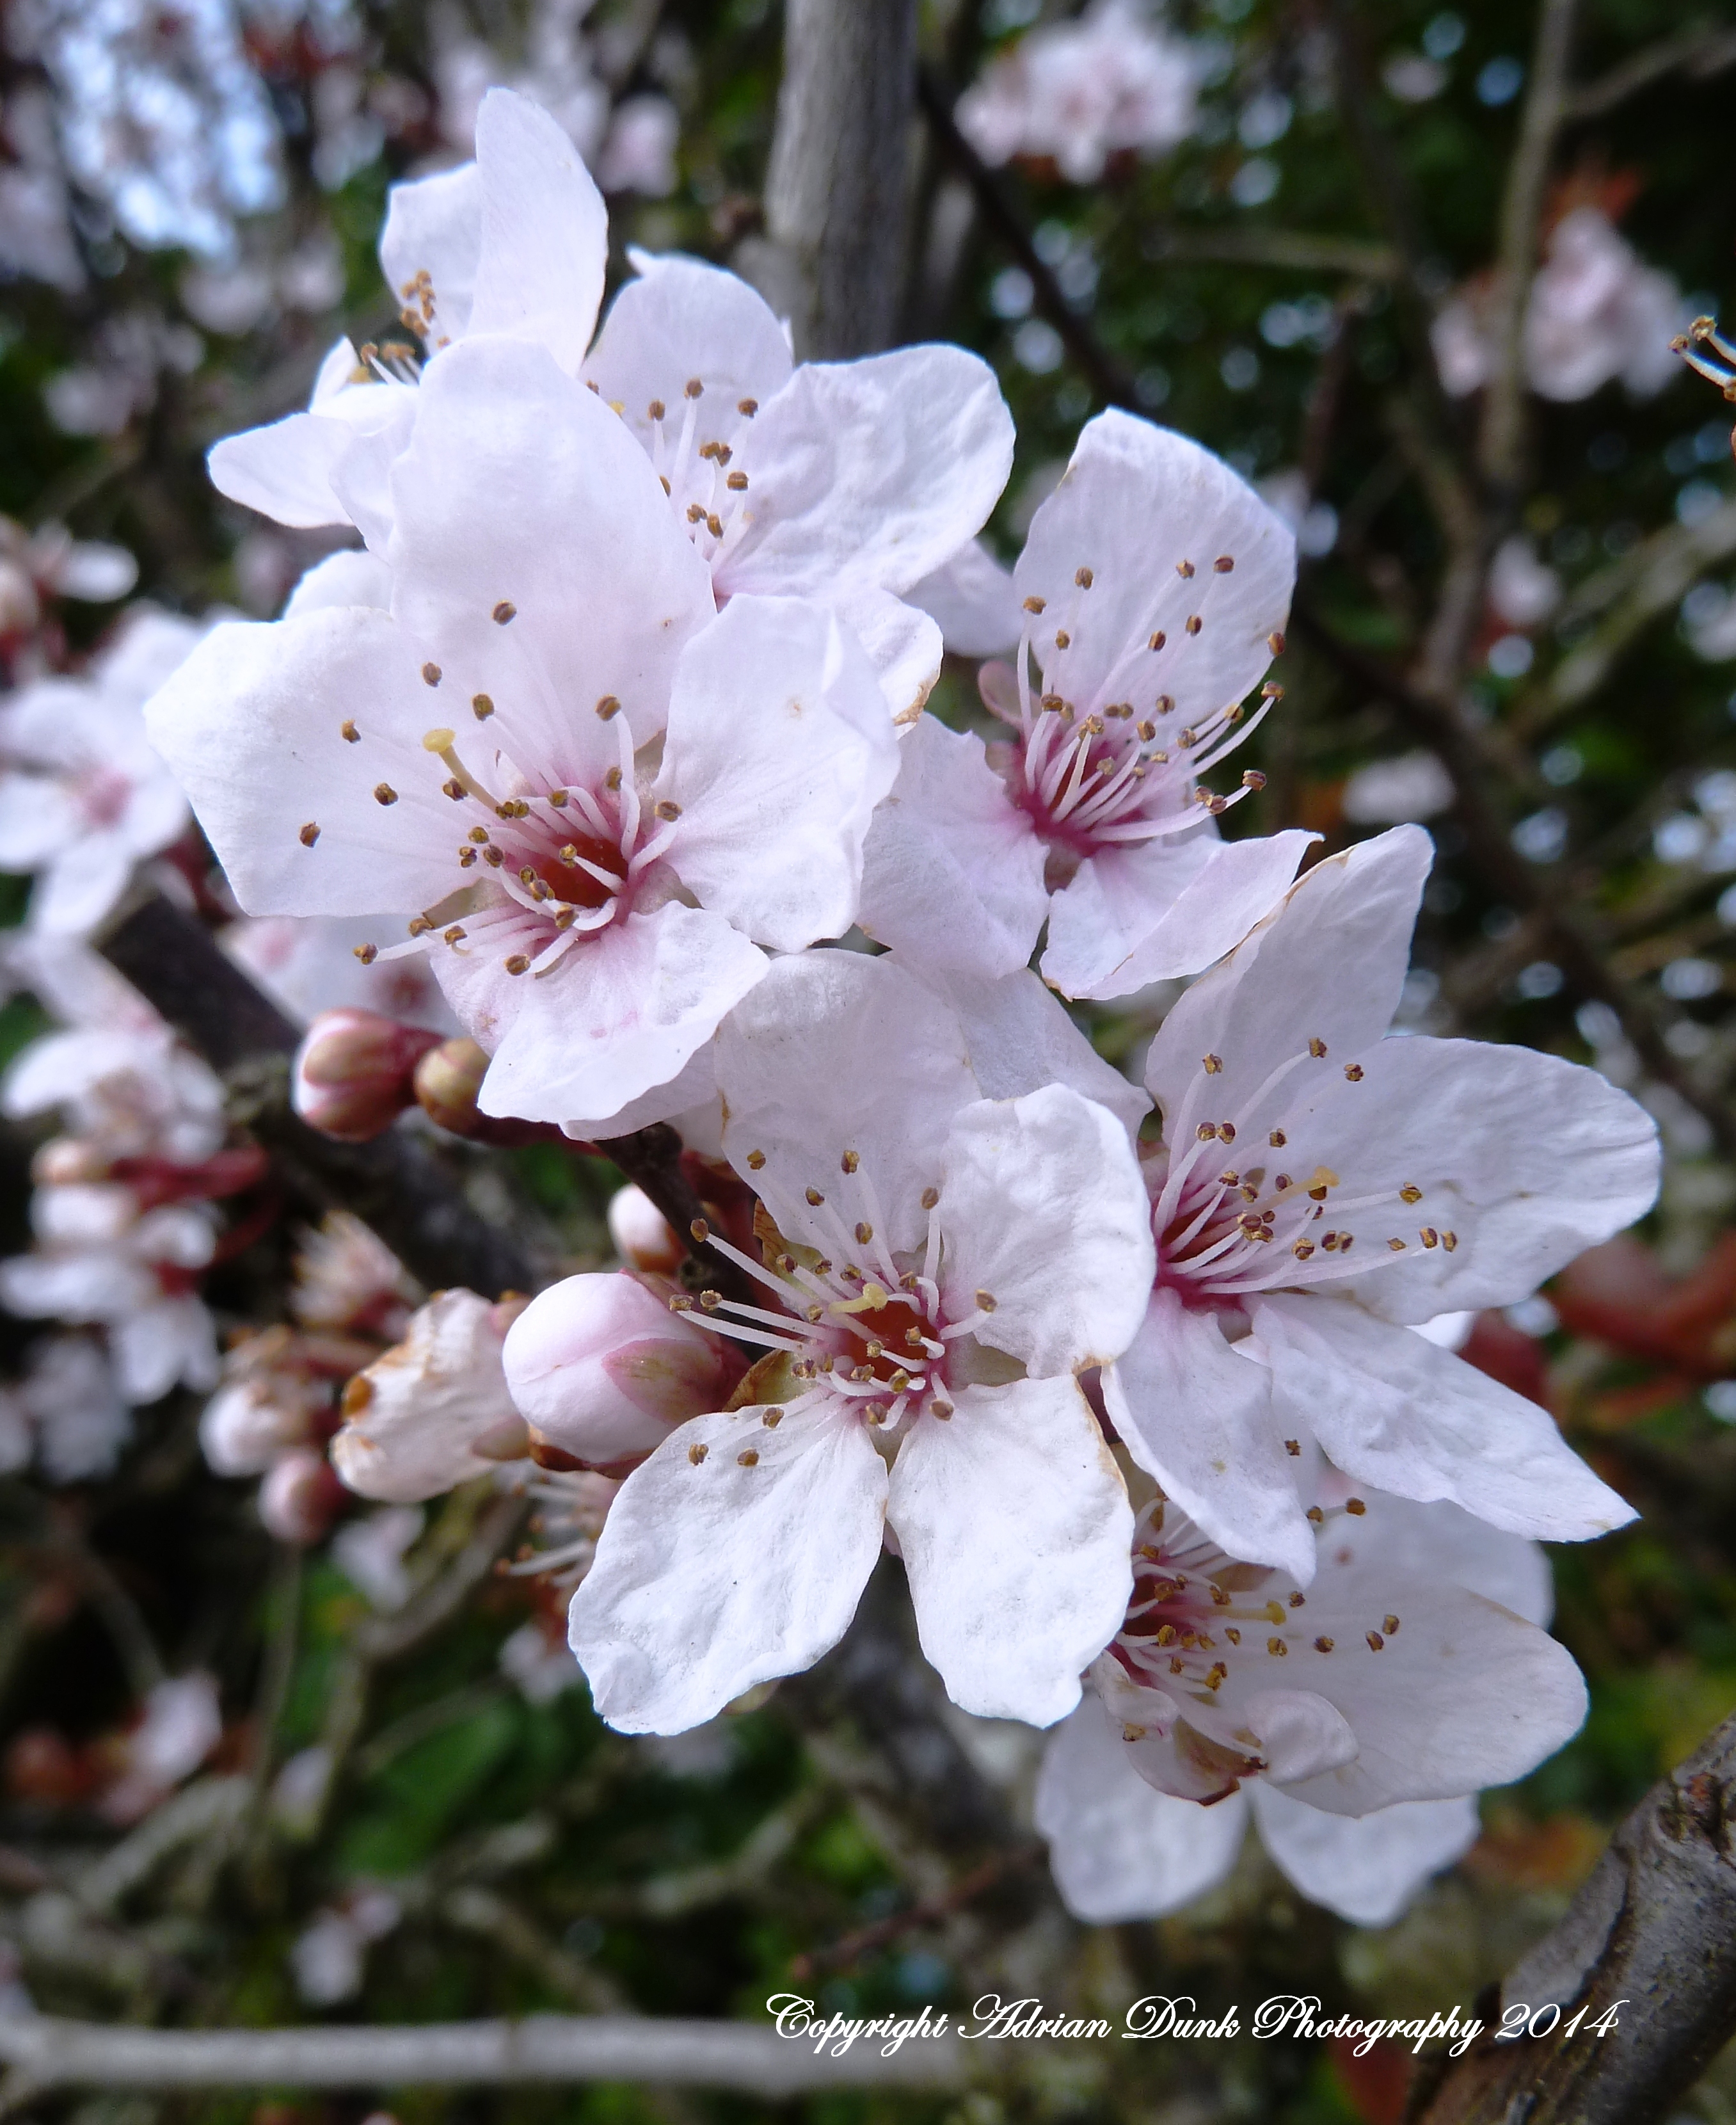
[99,891,535,1299]
[1408,1708,1736,2125]
[763,0,920,358]
[0,2011,968,2094]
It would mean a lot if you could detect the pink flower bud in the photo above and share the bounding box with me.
[258,1447,344,1544]
[292,1010,443,1143]
[410,1039,556,1147]
[606,1184,683,1274]
[503,1272,744,1471]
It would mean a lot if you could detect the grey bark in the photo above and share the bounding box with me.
[0,2011,968,2094]
[762,0,920,358]
[1408,1707,1736,2125]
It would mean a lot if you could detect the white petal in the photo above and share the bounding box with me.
[832,586,943,725]
[715,950,977,1255]
[1035,1701,1248,1921]
[1241,1688,1358,1783]
[1142,824,1434,1128]
[207,413,355,529]
[1248,1783,1479,1927]
[940,964,1149,1141]
[379,161,482,344]
[31,838,136,938]
[655,596,897,951]
[0,777,79,866]
[1274,1037,1660,1320]
[1104,1285,1316,1580]
[331,1288,521,1502]
[719,345,1015,600]
[561,1041,717,1144]
[905,536,1021,658]
[941,1086,1154,1375]
[468,904,768,1128]
[1043,828,1317,1000]
[856,716,1048,981]
[141,611,470,917]
[1254,1292,1636,1543]
[582,252,793,449]
[466,89,608,368]
[1015,410,1294,723]
[385,339,714,786]
[890,1375,1131,1725]
[1312,1488,1553,1628]
[282,549,392,619]
[567,1395,888,1732]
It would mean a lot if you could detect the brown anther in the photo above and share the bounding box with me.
[1055,630,1071,650]
[1270,1128,1287,1147]
[975,1289,998,1313]
[1218,1122,1237,1143]
[299,822,320,846]
[684,377,703,398]
[931,1400,953,1420]
[340,719,359,742]
[1023,594,1047,613]
[1268,1637,1287,1656]
[1344,1063,1366,1082]
[1074,566,1094,588]
[472,693,494,719]
[1136,719,1157,741]
[1284,1439,1301,1456]
[648,399,665,420]
[1206,796,1229,815]
[443,926,465,945]
[737,397,758,416]
[1176,559,1195,579]
[1214,555,1234,573]
[1268,630,1286,654]
[841,1150,861,1173]
[1366,1630,1385,1651]
[689,1218,710,1244]
[1314,1636,1335,1653]
[688,1442,708,1464]
[442,778,465,800]
[686,503,706,523]
[407,916,433,936]
[1442,1231,1458,1251]
[920,1186,939,1209]
[1293,1240,1314,1259]
[505,954,531,975]
[747,1150,766,1171]
[806,1187,824,1206]
[459,847,477,867]
[1243,769,1266,790]
[492,600,516,625]
[762,1407,783,1427]
[654,799,681,821]
[706,514,724,537]
[374,783,397,806]
[727,471,748,490]
[595,695,621,721]
[1345,1498,1366,1516]
[1387,1238,1406,1252]
[1262,681,1284,700]
[1202,1053,1223,1074]
[605,767,622,790]
[737,1449,759,1467]
[1197,1123,1218,1141]
[1421,1226,1440,1249]
[1309,1038,1327,1058]
[354,943,378,965]
[854,1222,873,1244]
[1289,1591,1305,1608]
[698,1290,722,1311]
[482,845,504,867]
[422,662,441,687]
[1399,1184,1422,1204]
[1384,1615,1401,1635]
[1306,1506,1325,1523]
[1149,630,1167,650]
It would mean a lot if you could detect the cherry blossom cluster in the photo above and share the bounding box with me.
[123,90,1661,1934]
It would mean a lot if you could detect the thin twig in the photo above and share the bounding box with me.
[1563,20,1736,122]
[790,1845,1042,1980]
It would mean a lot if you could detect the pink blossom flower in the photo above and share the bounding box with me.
[147,337,900,1132]
[858,410,1314,998]
[1103,826,1659,1582]
[562,950,1154,1734]
[1035,1486,1578,1925]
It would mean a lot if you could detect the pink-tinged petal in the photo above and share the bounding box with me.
[1269,1036,1660,1321]
[567,1395,888,1733]
[466,90,607,368]
[503,1272,734,1464]
[1015,410,1294,723]
[1104,1287,1316,1582]
[1248,1783,1479,1927]
[1253,1290,1636,1542]
[890,1374,1131,1725]
[715,951,977,1254]
[832,586,943,725]
[1044,827,1317,1000]
[719,344,1015,601]
[386,339,714,787]
[856,716,1048,981]
[208,412,356,529]
[938,1086,1154,1377]
[282,549,392,620]
[906,536,1020,658]
[561,1041,717,1145]
[141,610,470,918]
[378,161,482,344]
[1239,1689,1358,1783]
[1312,1488,1553,1628]
[1035,1701,1248,1922]
[456,902,767,1129]
[936,964,1148,1142]
[655,595,897,951]
[0,778,78,867]
[582,252,793,447]
[1142,823,1434,1127]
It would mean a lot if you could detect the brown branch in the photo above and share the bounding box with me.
[1476,0,1578,499]
[1563,20,1736,122]
[98,891,536,1300]
[1408,1708,1736,2125]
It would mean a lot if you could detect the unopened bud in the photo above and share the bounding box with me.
[31,1137,111,1187]
[411,1038,552,1146]
[607,1184,683,1274]
[503,1271,747,1473]
[258,1447,345,1544]
[292,1010,442,1143]
[0,559,40,638]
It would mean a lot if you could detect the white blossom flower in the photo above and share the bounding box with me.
[102,1671,223,1823]
[857,410,1315,998]
[1433,207,1689,404]
[332,1505,425,1611]
[1103,826,1659,1582]
[0,607,198,935]
[499,1614,584,1703]
[290,1889,400,2006]
[564,950,1155,1735]
[225,913,459,1034]
[958,0,1201,185]
[0,1335,131,1484]
[148,337,900,1132]
[209,90,1013,717]
[1035,1487,1577,1927]
[330,1288,529,1503]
